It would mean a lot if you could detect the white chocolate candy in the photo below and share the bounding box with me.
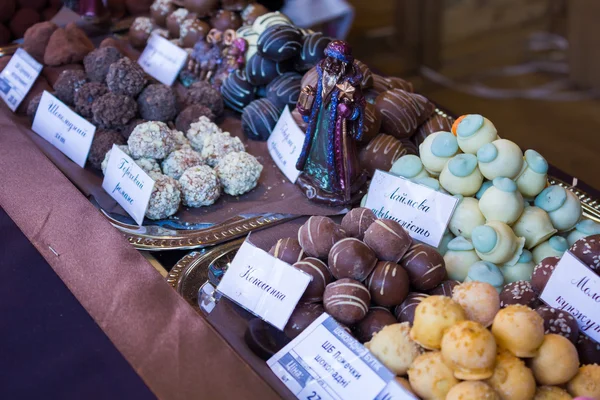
[389,155,430,180]
[471,220,525,266]
[252,11,292,34]
[419,131,460,177]
[412,177,447,194]
[534,185,582,232]
[515,150,548,198]
[448,196,485,240]
[477,139,523,180]
[478,177,524,225]
[567,219,600,246]
[439,230,454,256]
[444,237,481,281]
[456,114,498,154]
[502,249,535,283]
[512,206,557,249]
[532,236,568,264]
[439,154,483,196]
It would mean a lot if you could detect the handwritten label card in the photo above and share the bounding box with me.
[268,105,305,183]
[32,91,96,167]
[540,251,600,343]
[102,145,155,226]
[365,170,459,248]
[0,48,42,111]
[268,313,416,400]
[216,239,311,330]
[138,33,188,86]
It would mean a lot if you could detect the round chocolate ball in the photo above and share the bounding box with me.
[374,89,435,139]
[257,24,302,62]
[363,219,412,263]
[53,69,87,106]
[150,0,175,27]
[394,292,428,325]
[137,84,178,122]
[129,16,154,49]
[295,32,332,72]
[268,237,305,265]
[184,81,224,116]
[180,19,210,48]
[241,2,268,24]
[354,59,373,89]
[298,216,346,259]
[341,207,377,240]
[83,46,123,83]
[118,118,147,140]
[576,333,600,364]
[535,306,579,344]
[92,92,138,129]
[245,53,293,86]
[531,256,560,294]
[221,69,256,113]
[328,238,377,281]
[366,261,410,307]
[210,9,242,32]
[360,102,382,145]
[175,104,214,133]
[106,57,147,98]
[400,243,447,291]
[570,234,600,272]
[183,0,218,17]
[323,278,370,325]
[74,82,109,118]
[88,129,125,170]
[358,133,416,177]
[284,303,324,339]
[9,8,41,39]
[428,280,460,297]
[241,98,282,141]
[292,257,332,303]
[166,8,194,38]
[265,72,301,109]
[354,307,397,343]
[500,280,538,308]
[222,0,248,11]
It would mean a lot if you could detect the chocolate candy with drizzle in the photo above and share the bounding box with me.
[241,98,282,141]
[358,133,416,176]
[245,53,293,86]
[269,237,305,265]
[257,24,303,62]
[375,89,435,139]
[323,278,370,325]
[266,72,302,109]
[366,261,410,307]
[400,243,447,291]
[221,69,256,113]
[413,113,453,147]
[295,32,332,72]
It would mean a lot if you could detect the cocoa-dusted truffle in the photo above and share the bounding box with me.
[23,21,57,62]
[531,256,560,294]
[83,46,123,83]
[161,147,203,179]
[53,69,86,106]
[401,243,447,291]
[298,216,346,259]
[328,238,377,281]
[366,261,410,307]
[500,280,538,308]
[44,23,94,66]
[201,131,245,167]
[269,238,305,265]
[106,57,147,97]
[363,219,412,263]
[88,129,125,170]
[292,257,332,303]
[9,8,40,39]
[92,93,138,129]
[341,207,377,240]
[145,173,181,220]
[394,292,428,325]
[284,303,324,339]
[535,306,579,344]
[74,82,109,118]
[214,151,262,196]
[210,9,242,32]
[184,81,224,116]
[355,308,398,344]
[137,84,178,122]
[128,121,175,159]
[323,278,370,325]
[178,165,221,207]
[241,98,282,141]
[175,104,214,133]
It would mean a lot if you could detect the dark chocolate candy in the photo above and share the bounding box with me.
[180,19,210,48]
[341,207,377,241]
[245,318,290,360]
[221,69,256,113]
[269,237,305,265]
[360,102,382,145]
[328,238,377,281]
[245,53,293,86]
[241,98,282,141]
[531,256,560,294]
[428,280,460,297]
[576,333,600,364]
[241,2,268,24]
[394,292,428,325]
[358,133,416,177]
[210,10,242,32]
[183,0,218,17]
[257,24,302,62]
[266,72,301,109]
[284,303,324,339]
[354,59,373,89]
[222,0,248,11]
[375,89,435,139]
[413,113,453,147]
[353,307,397,343]
[363,219,412,263]
[400,243,447,291]
[323,278,370,325]
[298,216,346,259]
[295,32,332,72]
[293,257,332,303]
[386,77,413,93]
[535,306,579,344]
[570,234,600,272]
[366,261,410,307]
[500,280,538,308]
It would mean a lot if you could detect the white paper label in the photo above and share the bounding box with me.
[102,145,155,226]
[32,91,96,167]
[540,251,600,343]
[138,33,188,86]
[364,170,459,247]
[216,239,311,330]
[268,313,416,400]
[0,48,42,111]
[268,105,305,183]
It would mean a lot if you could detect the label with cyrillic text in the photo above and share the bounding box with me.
[216,239,311,330]
[268,105,305,182]
[138,33,188,86]
[102,145,155,226]
[268,313,417,400]
[0,48,42,111]
[365,170,458,247]
[540,251,600,343]
[32,91,96,167]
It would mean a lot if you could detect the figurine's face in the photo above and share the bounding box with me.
[324,57,345,75]
[223,29,236,45]
[207,29,223,44]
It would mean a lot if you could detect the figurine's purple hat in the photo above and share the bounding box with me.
[324,40,354,64]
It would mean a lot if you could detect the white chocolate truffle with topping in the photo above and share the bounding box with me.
[179,165,221,207]
[201,131,245,167]
[567,364,600,399]
[447,381,500,400]
[444,237,481,281]
[101,145,130,174]
[530,334,579,385]
[215,151,262,196]
[502,250,535,283]
[419,131,460,176]
[513,206,557,249]
[439,154,483,196]
[364,323,421,376]
[456,114,498,154]
[171,130,191,150]
[485,350,537,400]
[134,157,162,175]
[479,177,524,224]
[567,219,600,246]
[535,185,582,232]
[408,351,459,400]
[389,155,429,180]
[477,139,524,180]
[128,121,175,160]
[532,236,568,264]
[472,220,525,266]
[145,173,181,220]
[534,386,572,400]
[410,295,466,350]
[441,320,497,380]
[452,281,500,327]
[516,149,548,198]
[161,147,204,180]
[492,304,544,357]
[186,116,222,153]
[412,176,446,193]
[449,195,485,239]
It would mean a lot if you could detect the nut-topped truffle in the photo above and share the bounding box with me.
[408,351,459,400]
[92,93,138,129]
[530,334,580,386]
[452,281,500,327]
[128,121,175,159]
[201,131,245,167]
[145,173,181,220]
[214,151,262,196]
[106,57,147,97]
[178,165,221,207]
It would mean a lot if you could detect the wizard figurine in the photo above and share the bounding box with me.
[295,40,367,206]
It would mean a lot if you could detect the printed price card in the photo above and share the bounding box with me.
[268,105,306,182]
[216,239,311,330]
[0,48,42,111]
[138,33,188,86]
[268,313,417,400]
[540,251,600,343]
[32,91,96,167]
[365,170,459,247]
[102,145,155,226]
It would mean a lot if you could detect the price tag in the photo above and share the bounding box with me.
[138,33,188,86]
[268,314,416,400]
[216,239,311,330]
[268,105,305,183]
[540,251,600,343]
[32,91,96,167]
[0,48,42,111]
[102,145,155,226]
[365,170,459,248]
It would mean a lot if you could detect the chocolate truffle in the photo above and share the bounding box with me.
[323,278,370,325]
[292,257,332,303]
[88,129,126,170]
[492,304,545,358]
[215,151,262,196]
[9,8,40,39]
[83,46,123,83]
[128,121,174,159]
[183,0,218,17]
[428,280,460,297]
[221,69,256,113]
[354,59,373,89]
[150,0,175,27]
[175,104,214,133]
[186,116,221,152]
[23,21,57,62]
[257,24,302,62]
[408,352,459,400]
[284,303,324,339]
[363,219,412,263]
[410,295,466,350]
[452,281,500,327]
[184,81,224,116]
[364,322,421,375]
[137,84,178,122]
[180,18,210,48]
[366,261,410,307]
[26,92,44,120]
[129,17,154,49]
[576,333,600,364]
[201,131,245,167]
[269,238,305,265]
[53,69,86,106]
[375,89,435,139]
[394,292,428,325]
[245,53,293,86]
[570,233,600,272]
[92,93,137,129]
[266,72,301,109]
[360,102,382,145]
[178,165,220,207]
[500,280,538,308]
[530,334,579,385]
[125,0,153,15]
[298,216,346,259]
[401,243,447,291]
[43,23,94,66]
[535,306,579,344]
[74,82,109,118]
[166,8,190,38]
[222,0,248,11]
[241,2,268,24]
[328,238,377,281]
[567,364,600,399]
[161,147,203,179]
[295,32,332,72]
[118,119,147,140]
[413,113,453,147]
[0,0,16,24]
[358,133,416,177]
[241,98,282,141]
[145,173,181,220]
[531,256,560,294]
[341,208,377,240]
[210,10,242,32]
[354,308,398,343]
[106,58,147,98]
